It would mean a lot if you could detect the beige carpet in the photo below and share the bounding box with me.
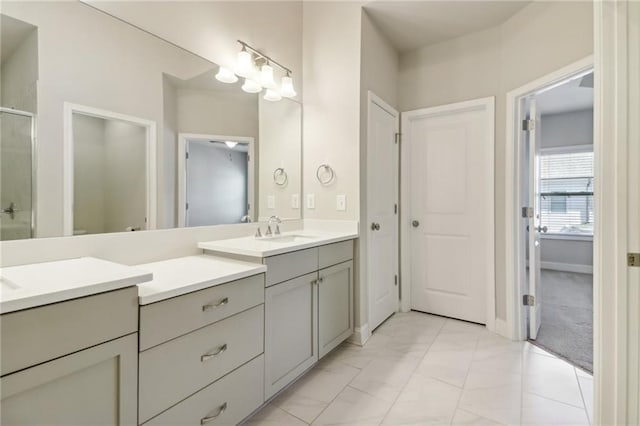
[531,269,593,373]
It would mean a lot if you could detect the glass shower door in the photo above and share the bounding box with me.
[0,109,35,240]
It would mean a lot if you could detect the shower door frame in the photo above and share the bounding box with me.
[0,107,37,238]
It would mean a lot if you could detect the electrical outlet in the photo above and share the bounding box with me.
[306,194,315,209]
[291,194,300,209]
[336,194,346,211]
[267,195,275,209]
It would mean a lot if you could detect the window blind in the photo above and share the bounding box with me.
[539,151,594,235]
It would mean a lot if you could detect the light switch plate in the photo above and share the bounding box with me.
[291,194,300,209]
[306,194,315,209]
[267,195,275,209]
[336,194,346,211]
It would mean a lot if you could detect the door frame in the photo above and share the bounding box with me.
[63,102,157,236]
[177,133,255,227]
[504,56,593,341]
[0,107,37,238]
[365,91,400,338]
[400,97,495,331]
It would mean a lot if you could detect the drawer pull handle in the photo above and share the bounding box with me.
[201,344,228,362]
[202,297,229,312]
[200,402,227,424]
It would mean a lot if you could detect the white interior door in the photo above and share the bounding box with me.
[404,98,494,324]
[367,92,399,331]
[527,98,543,339]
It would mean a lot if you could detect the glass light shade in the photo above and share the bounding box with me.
[280,75,297,98]
[236,50,253,77]
[263,89,282,102]
[215,66,238,84]
[257,64,277,90]
[225,141,238,149]
[241,78,262,94]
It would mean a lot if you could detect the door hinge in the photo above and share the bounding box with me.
[247,154,250,162]
[394,203,398,214]
[395,132,401,144]
[628,253,640,267]
[523,294,535,306]
[522,207,534,218]
[185,152,189,159]
[394,275,398,286]
[522,119,535,131]
[186,202,189,210]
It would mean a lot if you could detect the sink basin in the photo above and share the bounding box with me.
[260,234,318,243]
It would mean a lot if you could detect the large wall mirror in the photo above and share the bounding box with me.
[0,1,302,240]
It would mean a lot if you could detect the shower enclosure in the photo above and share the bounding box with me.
[0,107,36,240]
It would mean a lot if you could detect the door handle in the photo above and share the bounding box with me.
[412,220,420,228]
[537,226,548,233]
[371,222,380,231]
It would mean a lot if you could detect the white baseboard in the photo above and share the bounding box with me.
[541,261,593,274]
[348,323,370,346]
[494,318,511,339]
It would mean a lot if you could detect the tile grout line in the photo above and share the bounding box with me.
[574,367,592,425]
[451,329,483,425]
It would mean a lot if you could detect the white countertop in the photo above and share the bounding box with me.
[197,230,359,258]
[136,255,266,305]
[0,257,153,314]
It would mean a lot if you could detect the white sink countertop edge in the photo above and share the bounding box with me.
[136,255,266,305]
[197,231,359,258]
[0,257,153,314]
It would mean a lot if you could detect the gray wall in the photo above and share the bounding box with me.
[540,108,594,269]
[398,1,594,320]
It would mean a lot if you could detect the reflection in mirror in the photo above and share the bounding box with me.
[0,1,302,240]
[71,111,152,235]
[179,135,254,227]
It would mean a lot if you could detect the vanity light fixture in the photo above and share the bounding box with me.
[215,66,238,84]
[263,89,282,102]
[280,72,297,98]
[224,141,238,149]
[241,78,262,94]
[236,40,296,100]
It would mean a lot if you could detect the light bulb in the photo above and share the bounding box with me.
[264,89,282,102]
[241,78,262,94]
[257,64,277,90]
[280,75,297,98]
[215,66,238,84]
[225,141,238,149]
[236,50,253,78]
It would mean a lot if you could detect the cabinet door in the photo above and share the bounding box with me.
[318,261,354,359]
[1,334,137,426]
[264,272,318,399]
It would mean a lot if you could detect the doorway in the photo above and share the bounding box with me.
[513,64,594,372]
[177,133,254,227]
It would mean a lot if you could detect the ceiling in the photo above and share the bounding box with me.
[1,14,37,64]
[364,0,530,52]
[537,72,594,116]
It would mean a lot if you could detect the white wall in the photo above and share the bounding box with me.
[357,10,399,337]
[302,1,363,221]
[258,97,302,221]
[398,0,594,321]
[0,19,37,113]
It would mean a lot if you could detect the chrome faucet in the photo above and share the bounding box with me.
[241,215,252,223]
[265,215,281,237]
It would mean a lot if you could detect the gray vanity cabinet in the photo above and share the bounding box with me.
[0,287,139,426]
[318,260,354,358]
[263,240,354,399]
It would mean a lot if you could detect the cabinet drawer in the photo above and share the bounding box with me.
[1,286,138,376]
[319,240,354,269]
[143,355,264,426]
[265,247,318,287]
[139,305,264,424]
[139,274,264,350]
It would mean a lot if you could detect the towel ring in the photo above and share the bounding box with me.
[273,168,288,186]
[316,164,335,185]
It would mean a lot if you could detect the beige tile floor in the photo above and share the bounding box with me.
[246,311,593,426]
